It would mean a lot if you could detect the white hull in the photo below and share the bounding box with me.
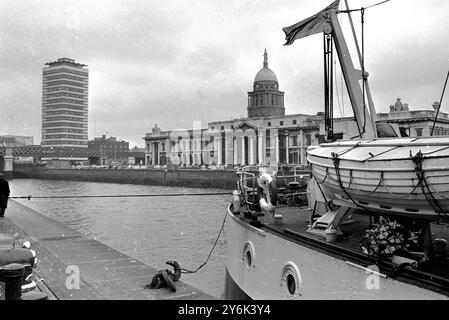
[224,205,449,299]
[307,137,449,218]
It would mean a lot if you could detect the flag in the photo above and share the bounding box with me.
[283,0,340,45]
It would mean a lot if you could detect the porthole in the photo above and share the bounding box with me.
[242,241,255,269]
[280,262,302,298]
[286,274,296,295]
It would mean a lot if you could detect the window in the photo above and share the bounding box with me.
[416,128,423,137]
[306,134,312,146]
[231,125,234,129]
[221,126,224,130]
[280,121,284,126]
[267,122,271,127]
[293,120,297,125]
[292,135,298,146]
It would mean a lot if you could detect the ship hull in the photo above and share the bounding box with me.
[224,205,448,300]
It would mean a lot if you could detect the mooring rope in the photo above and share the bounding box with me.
[178,208,228,274]
[9,192,231,200]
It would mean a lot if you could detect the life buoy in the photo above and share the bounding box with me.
[257,172,278,212]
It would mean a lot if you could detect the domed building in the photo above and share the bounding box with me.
[247,50,285,118]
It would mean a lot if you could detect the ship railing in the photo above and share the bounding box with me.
[276,164,310,207]
[236,164,310,209]
[236,165,268,209]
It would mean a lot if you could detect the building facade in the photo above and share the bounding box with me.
[88,135,130,165]
[144,52,449,169]
[377,98,449,137]
[144,51,321,168]
[0,135,34,147]
[41,57,89,148]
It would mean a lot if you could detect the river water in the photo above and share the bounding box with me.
[9,178,231,299]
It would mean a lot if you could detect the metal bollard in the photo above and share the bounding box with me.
[0,263,25,300]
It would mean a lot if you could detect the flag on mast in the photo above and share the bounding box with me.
[283,0,340,45]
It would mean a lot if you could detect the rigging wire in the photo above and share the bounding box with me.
[9,192,231,200]
[365,0,391,10]
[430,69,449,136]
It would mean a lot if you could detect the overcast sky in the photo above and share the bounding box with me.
[1,0,448,147]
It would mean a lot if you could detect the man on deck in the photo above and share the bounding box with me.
[0,173,10,217]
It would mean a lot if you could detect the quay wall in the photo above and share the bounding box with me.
[13,166,237,190]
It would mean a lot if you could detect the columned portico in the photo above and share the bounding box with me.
[224,138,230,165]
[275,132,279,163]
[217,138,222,165]
[249,136,255,165]
[241,136,246,165]
[300,129,305,165]
[258,131,264,164]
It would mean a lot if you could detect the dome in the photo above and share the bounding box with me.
[255,67,278,82]
[254,49,278,83]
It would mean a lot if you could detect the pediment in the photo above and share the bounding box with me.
[235,121,257,131]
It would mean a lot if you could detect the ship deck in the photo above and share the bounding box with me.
[235,204,449,295]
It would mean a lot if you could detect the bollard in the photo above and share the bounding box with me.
[0,263,25,300]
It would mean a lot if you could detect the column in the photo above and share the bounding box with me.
[249,136,255,165]
[275,132,280,163]
[299,129,305,165]
[182,141,187,165]
[217,138,222,165]
[152,143,156,165]
[187,140,192,165]
[233,137,238,165]
[285,135,289,163]
[241,136,246,165]
[224,138,230,165]
[194,140,200,165]
[258,131,264,164]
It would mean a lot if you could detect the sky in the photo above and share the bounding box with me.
[1,0,448,148]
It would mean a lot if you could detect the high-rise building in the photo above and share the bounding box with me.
[41,57,88,148]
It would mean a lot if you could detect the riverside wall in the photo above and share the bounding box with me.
[13,166,237,190]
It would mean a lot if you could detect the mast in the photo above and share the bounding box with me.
[329,10,377,139]
[283,1,378,139]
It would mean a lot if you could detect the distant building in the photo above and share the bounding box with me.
[144,52,449,169]
[0,135,34,147]
[41,57,89,148]
[247,49,285,118]
[88,135,130,165]
[144,51,321,167]
[376,98,449,137]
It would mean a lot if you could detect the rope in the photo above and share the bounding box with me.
[331,152,377,213]
[179,208,227,274]
[427,182,449,200]
[315,167,329,184]
[380,177,421,199]
[348,171,383,196]
[10,192,231,200]
[411,151,446,216]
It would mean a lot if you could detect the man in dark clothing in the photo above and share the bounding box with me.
[0,173,10,217]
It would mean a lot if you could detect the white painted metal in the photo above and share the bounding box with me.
[225,206,448,300]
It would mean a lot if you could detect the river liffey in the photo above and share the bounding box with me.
[9,178,231,299]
